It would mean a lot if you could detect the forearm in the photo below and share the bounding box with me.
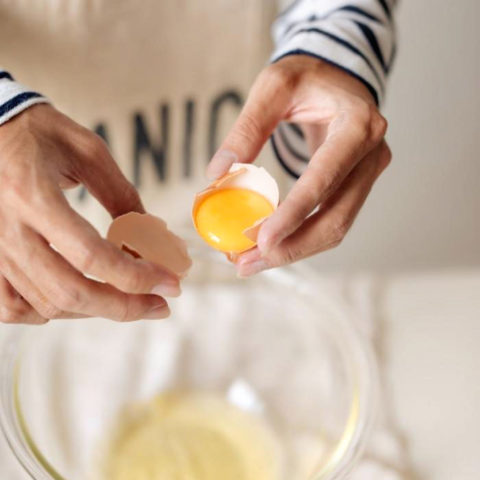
[0,69,49,126]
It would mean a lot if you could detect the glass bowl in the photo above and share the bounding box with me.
[0,247,377,480]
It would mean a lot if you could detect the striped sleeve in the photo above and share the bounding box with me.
[0,69,49,126]
[270,0,397,178]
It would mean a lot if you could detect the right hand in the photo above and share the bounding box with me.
[0,104,180,324]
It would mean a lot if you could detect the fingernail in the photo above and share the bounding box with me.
[206,150,238,180]
[151,282,181,298]
[237,259,269,278]
[144,304,171,319]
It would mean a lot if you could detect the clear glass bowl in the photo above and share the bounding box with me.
[0,247,377,480]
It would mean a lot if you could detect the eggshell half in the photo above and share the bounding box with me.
[107,212,192,278]
[193,163,279,217]
[192,163,279,254]
[192,167,247,207]
[242,216,268,243]
[214,163,279,208]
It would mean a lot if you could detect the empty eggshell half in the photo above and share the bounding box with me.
[107,212,192,278]
[192,163,279,251]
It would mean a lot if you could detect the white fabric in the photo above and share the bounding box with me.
[0,274,407,479]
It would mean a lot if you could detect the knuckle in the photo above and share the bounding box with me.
[349,100,372,126]
[28,291,63,319]
[329,238,343,250]
[382,140,392,159]
[82,134,109,160]
[51,285,83,312]
[36,302,62,320]
[115,296,135,322]
[2,168,30,209]
[235,112,268,144]
[378,143,392,171]
[0,315,20,324]
[119,268,145,293]
[323,232,343,250]
[261,64,298,92]
[35,316,49,325]
[346,116,370,147]
[369,108,388,141]
[279,245,302,266]
[76,242,100,273]
[0,305,17,324]
[0,303,27,324]
[2,166,59,218]
[348,103,386,146]
[328,217,351,246]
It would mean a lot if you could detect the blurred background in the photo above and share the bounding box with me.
[315,1,480,273]
[329,2,479,479]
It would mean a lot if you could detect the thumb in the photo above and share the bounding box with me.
[82,139,145,218]
[206,70,289,180]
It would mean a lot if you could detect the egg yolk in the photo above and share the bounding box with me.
[195,188,274,253]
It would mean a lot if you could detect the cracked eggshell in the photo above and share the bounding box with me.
[215,163,279,208]
[192,163,280,236]
[107,212,192,278]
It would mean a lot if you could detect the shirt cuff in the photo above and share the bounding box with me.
[0,71,50,126]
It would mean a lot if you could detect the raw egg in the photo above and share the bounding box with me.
[107,212,192,277]
[192,164,279,254]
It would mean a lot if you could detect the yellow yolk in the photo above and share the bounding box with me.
[194,188,274,253]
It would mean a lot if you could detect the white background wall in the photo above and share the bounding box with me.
[347,4,480,480]
[315,0,480,273]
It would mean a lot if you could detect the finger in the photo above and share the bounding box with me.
[0,275,46,324]
[6,226,171,321]
[79,135,145,218]
[257,107,387,253]
[206,68,290,180]
[237,141,391,276]
[0,253,83,320]
[18,190,181,296]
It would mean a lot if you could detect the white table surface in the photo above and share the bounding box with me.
[383,270,480,480]
[1,269,479,479]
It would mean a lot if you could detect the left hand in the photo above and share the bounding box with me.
[206,55,391,276]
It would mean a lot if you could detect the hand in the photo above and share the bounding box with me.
[207,55,391,276]
[0,104,180,324]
